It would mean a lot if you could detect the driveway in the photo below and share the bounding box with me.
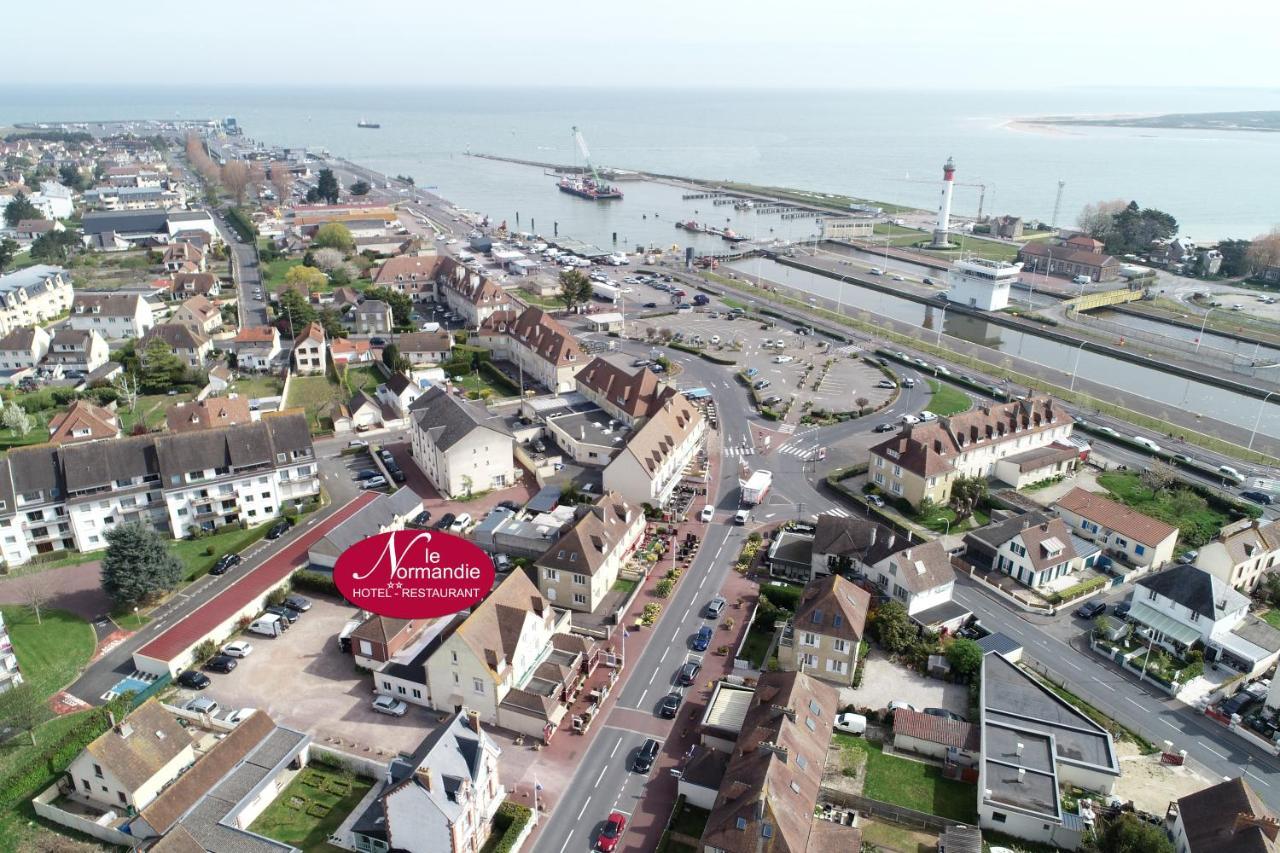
[839,648,970,716]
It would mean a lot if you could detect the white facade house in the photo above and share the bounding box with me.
[64,700,193,814]
[34,181,75,220]
[1198,519,1280,593]
[409,387,516,499]
[292,322,327,375]
[1053,487,1178,570]
[68,292,155,340]
[0,265,74,337]
[867,539,958,622]
[946,257,1022,311]
[45,329,109,373]
[602,395,706,506]
[0,610,22,693]
[0,326,51,370]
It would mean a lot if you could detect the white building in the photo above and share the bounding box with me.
[946,257,1022,311]
[0,326,51,370]
[34,181,75,220]
[292,322,327,375]
[408,387,516,499]
[1053,487,1178,571]
[0,265,74,337]
[866,539,964,630]
[1197,518,1280,593]
[45,328,109,373]
[0,610,21,693]
[68,291,155,341]
[602,395,706,506]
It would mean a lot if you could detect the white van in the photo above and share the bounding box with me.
[248,613,286,637]
[1132,436,1161,453]
[1218,465,1244,483]
[734,509,750,525]
[1073,274,1092,285]
[902,377,916,388]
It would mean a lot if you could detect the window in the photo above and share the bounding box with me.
[891,482,902,495]
[810,609,823,625]
[93,763,103,779]
[412,688,421,699]
[359,640,373,656]
[992,812,1007,824]
[451,650,458,664]
[544,568,559,581]
[573,593,588,605]
[573,573,587,586]
[472,678,485,695]
[892,465,902,476]
[1148,588,1157,601]
[397,686,406,694]
[82,778,90,791]
[802,632,817,646]
[382,681,391,690]
[833,639,848,653]
[1135,544,1146,556]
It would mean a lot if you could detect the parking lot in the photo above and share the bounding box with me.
[185,594,435,758]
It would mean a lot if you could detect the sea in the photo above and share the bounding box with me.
[1,86,1278,248]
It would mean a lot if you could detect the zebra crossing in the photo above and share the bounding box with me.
[723,446,757,458]
[777,442,820,458]
[777,423,797,434]
[819,506,852,518]
[833,344,862,357]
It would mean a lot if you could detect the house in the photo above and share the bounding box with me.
[868,396,1073,510]
[866,539,966,630]
[893,707,980,764]
[65,700,193,814]
[333,390,390,433]
[165,396,253,434]
[351,712,505,853]
[329,336,373,365]
[964,514,1099,590]
[45,328,109,373]
[978,652,1120,850]
[307,487,423,569]
[0,265,74,336]
[14,218,61,242]
[171,295,221,336]
[500,307,583,393]
[48,400,121,445]
[170,272,221,299]
[574,356,677,427]
[233,325,281,372]
[291,321,327,375]
[397,330,452,365]
[766,527,816,581]
[1127,564,1280,677]
[1053,487,1178,570]
[437,266,512,326]
[349,615,434,669]
[992,442,1082,490]
[1169,777,1279,853]
[699,671,860,853]
[0,325,50,370]
[354,299,393,335]
[162,241,205,273]
[165,210,220,244]
[0,611,22,693]
[1197,519,1280,593]
[775,574,870,686]
[602,395,707,506]
[371,254,446,299]
[809,513,901,581]
[989,215,1024,239]
[69,291,155,340]
[535,492,644,614]
[1016,240,1120,283]
[408,387,516,499]
[141,324,211,370]
[377,372,422,417]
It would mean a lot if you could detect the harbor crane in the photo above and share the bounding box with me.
[895,172,990,221]
[572,126,607,186]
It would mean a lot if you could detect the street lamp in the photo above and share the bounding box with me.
[1069,340,1088,392]
[936,304,947,347]
[1248,390,1277,452]
[1195,306,1219,354]
[835,274,851,318]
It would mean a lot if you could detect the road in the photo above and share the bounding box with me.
[208,208,268,328]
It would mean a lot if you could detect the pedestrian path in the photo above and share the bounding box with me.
[776,442,819,458]
[723,446,757,458]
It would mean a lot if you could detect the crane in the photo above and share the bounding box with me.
[894,173,990,220]
[572,126,607,186]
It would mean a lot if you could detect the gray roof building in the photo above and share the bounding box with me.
[408,386,510,451]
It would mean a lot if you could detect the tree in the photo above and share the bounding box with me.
[382,343,409,373]
[0,237,19,271]
[284,264,328,292]
[311,247,346,272]
[2,401,33,437]
[1217,239,1252,278]
[318,307,348,339]
[949,475,988,520]
[1139,460,1176,495]
[4,191,40,227]
[312,222,354,252]
[944,638,983,680]
[1082,814,1174,853]
[870,601,915,654]
[15,570,56,625]
[29,230,80,264]
[316,168,340,204]
[461,474,474,497]
[1247,227,1280,275]
[140,335,186,392]
[558,269,593,312]
[276,283,318,332]
[220,161,250,205]
[113,372,140,412]
[1106,201,1178,256]
[0,684,47,746]
[363,286,415,327]
[58,163,88,192]
[269,166,293,205]
[304,186,321,203]
[100,521,185,608]
[350,180,371,196]
[1076,199,1126,243]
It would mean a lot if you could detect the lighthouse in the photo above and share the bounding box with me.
[930,157,957,248]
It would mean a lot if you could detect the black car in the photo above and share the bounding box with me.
[658,692,681,719]
[370,337,387,347]
[1074,601,1106,620]
[205,655,238,673]
[356,469,380,481]
[435,512,456,531]
[412,510,433,527]
[874,422,896,433]
[177,670,211,690]
[497,500,521,512]
[922,707,965,722]
[634,738,661,773]
[265,605,301,623]
[284,595,312,612]
[1241,490,1274,505]
[643,302,657,308]
[389,468,407,483]
[676,661,701,687]
[210,553,242,575]
[266,521,291,540]
[1112,601,1131,620]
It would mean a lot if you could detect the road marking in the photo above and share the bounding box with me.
[1125,698,1145,710]
[577,797,592,820]
[1247,770,1272,787]
[647,671,656,684]
[1096,682,1115,691]
[659,648,668,662]
[1203,744,1228,759]
[558,837,571,853]
[683,607,691,619]
[595,766,608,786]
[610,738,622,758]
[1062,659,1082,671]
[699,576,707,589]
[1162,720,1179,730]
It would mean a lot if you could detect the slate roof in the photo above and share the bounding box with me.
[355,299,391,315]
[452,570,550,679]
[791,575,869,642]
[83,208,169,235]
[964,511,1055,555]
[409,386,510,452]
[397,330,452,354]
[873,539,956,595]
[812,513,901,564]
[1175,777,1279,853]
[372,254,448,286]
[1055,487,1178,547]
[72,291,146,318]
[379,712,501,834]
[142,323,208,351]
[537,492,638,576]
[1136,564,1245,620]
[84,699,189,793]
[575,356,676,420]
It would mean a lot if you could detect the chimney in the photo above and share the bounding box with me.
[1015,742,1024,756]
[416,767,433,792]
[1017,768,1026,783]
[1233,813,1280,842]
[467,710,482,734]
[759,742,790,762]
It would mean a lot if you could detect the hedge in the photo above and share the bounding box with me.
[759,583,802,611]
[0,695,131,809]
[1046,575,1108,605]
[292,569,338,596]
[480,361,521,394]
[490,802,532,852]
[226,206,257,242]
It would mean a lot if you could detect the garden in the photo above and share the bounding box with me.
[248,761,373,850]
[925,379,972,417]
[834,734,977,823]
[1096,470,1231,548]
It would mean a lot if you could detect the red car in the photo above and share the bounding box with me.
[597,811,626,851]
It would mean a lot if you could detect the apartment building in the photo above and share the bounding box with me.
[408,387,516,499]
[0,611,21,693]
[574,356,677,427]
[776,574,870,687]
[171,295,222,336]
[69,291,155,340]
[0,325,50,370]
[0,265,74,336]
[491,306,583,393]
[536,492,644,613]
[438,266,512,327]
[602,395,707,506]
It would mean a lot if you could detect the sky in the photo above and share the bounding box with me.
[14,0,1280,90]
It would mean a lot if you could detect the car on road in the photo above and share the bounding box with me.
[435,513,456,531]
[867,494,885,508]
[659,692,681,718]
[676,661,702,686]
[597,812,626,852]
[1095,426,1120,438]
[1074,600,1106,620]
[372,695,409,717]
[918,410,937,422]
[834,712,867,735]
[284,595,311,612]
[900,414,920,425]
[266,520,291,540]
[210,553,242,575]
[643,302,657,308]
[1112,601,1131,620]
[184,697,221,716]
[772,355,793,364]
[222,641,254,658]
[632,358,650,368]
[634,738,661,773]
[705,596,727,618]
[205,655,238,674]
[347,440,368,449]
[691,626,713,652]
[360,476,388,490]
[869,268,884,276]
[1241,490,1274,505]
[923,276,937,285]
[176,670,211,690]
[699,505,715,523]
[891,273,906,281]
[370,337,387,347]
[874,422,896,433]
[923,707,966,722]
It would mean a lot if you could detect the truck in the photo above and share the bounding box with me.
[692,294,710,306]
[739,470,773,506]
[591,281,622,302]
[248,613,287,637]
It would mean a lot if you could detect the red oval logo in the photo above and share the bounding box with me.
[333,530,494,619]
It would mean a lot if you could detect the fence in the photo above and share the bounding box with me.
[1067,308,1264,375]
[818,788,976,833]
[32,783,138,848]
[309,743,389,780]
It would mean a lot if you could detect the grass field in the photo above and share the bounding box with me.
[249,764,373,851]
[0,606,95,714]
[449,369,511,400]
[1097,471,1229,547]
[834,735,976,823]
[261,255,305,292]
[926,379,972,416]
[118,391,200,433]
[286,376,345,431]
[170,523,274,580]
[226,374,285,400]
[67,249,159,289]
[343,364,384,395]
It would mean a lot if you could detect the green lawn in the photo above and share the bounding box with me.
[0,606,95,712]
[1096,471,1230,548]
[170,523,275,580]
[118,391,199,433]
[286,376,346,431]
[612,577,638,596]
[834,735,976,823]
[449,369,510,400]
[926,379,972,417]
[261,255,305,292]
[520,291,569,309]
[739,623,776,668]
[249,764,373,851]
[343,364,384,395]
[669,801,711,838]
[1265,610,1280,629]
[227,374,285,400]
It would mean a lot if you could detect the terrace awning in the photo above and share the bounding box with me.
[1130,602,1201,646]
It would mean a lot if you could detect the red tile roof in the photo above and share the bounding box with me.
[1054,487,1178,547]
[893,708,980,751]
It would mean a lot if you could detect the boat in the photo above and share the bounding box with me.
[357,119,381,129]
[558,176,623,201]
[675,220,706,233]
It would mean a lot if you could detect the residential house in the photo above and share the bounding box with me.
[536,492,644,614]
[165,397,253,434]
[45,328,109,373]
[0,265,74,336]
[499,307,583,393]
[233,326,281,372]
[1053,487,1178,570]
[377,373,422,418]
[162,241,205,273]
[332,286,362,309]
[349,615,434,669]
[1127,564,1280,677]
[354,300,394,335]
[866,539,966,630]
[69,291,155,340]
[141,324,211,370]
[989,215,1024,239]
[1198,519,1280,593]
[1169,777,1279,853]
[1017,240,1120,283]
[437,266,512,327]
[775,574,870,686]
[397,330,452,365]
[893,708,980,764]
[351,712,505,853]
[47,400,121,445]
[65,700,193,814]
[868,396,1073,510]
[371,254,446,300]
[992,442,1082,490]
[602,395,707,507]
[292,322,327,375]
[333,390,392,433]
[171,295,222,336]
[574,356,677,427]
[329,337,373,365]
[808,513,901,581]
[0,610,22,693]
[979,652,1120,850]
[964,514,1099,590]
[170,272,221,299]
[408,387,516,499]
[0,325,51,370]
[14,219,61,242]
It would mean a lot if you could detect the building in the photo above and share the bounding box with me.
[141,323,211,369]
[69,291,155,340]
[868,396,1072,510]
[1197,519,1280,593]
[165,210,220,244]
[0,265,74,336]
[0,413,317,567]
[349,615,435,669]
[329,337,373,365]
[989,215,1024,239]
[14,218,60,242]
[809,514,901,580]
[776,574,870,686]
[536,492,644,613]
[371,254,447,299]
[438,266,512,327]
[397,330,452,365]
[34,181,74,219]
[574,356,677,427]
[1017,240,1120,283]
[48,399,121,445]
[162,241,206,273]
[66,700,193,814]
[171,295,222,336]
[893,707,980,764]
[1169,777,1279,853]
[866,539,966,629]
[1127,564,1280,677]
[306,487,423,569]
[375,373,421,418]
[992,442,1082,490]
[602,395,707,507]
[171,272,222,299]
[496,307,583,393]
[1052,487,1178,570]
[0,325,51,370]
[820,219,875,240]
[946,258,1022,311]
[165,397,253,434]
[351,712,505,853]
[233,326,281,372]
[45,328,109,373]
[408,387,516,499]
[978,652,1120,850]
[964,514,1099,590]
[0,610,21,693]
[333,391,389,432]
[292,322,327,375]
[354,300,393,335]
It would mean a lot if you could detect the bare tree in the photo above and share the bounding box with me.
[270,166,293,205]
[1247,227,1280,274]
[1139,460,1176,495]
[114,372,140,412]
[16,570,57,625]
[1076,199,1126,241]
[247,161,267,197]
[311,247,345,272]
[221,161,250,206]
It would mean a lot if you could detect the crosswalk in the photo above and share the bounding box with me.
[821,506,853,518]
[777,423,797,434]
[833,344,862,357]
[723,446,757,458]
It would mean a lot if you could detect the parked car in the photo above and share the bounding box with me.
[888,701,918,715]
[347,440,368,449]
[874,422,896,433]
[752,379,770,390]
[762,395,783,407]
[177,670,211,690]
[1112,601,1131,620]
[184,697,221,716]
[411,510,433,527]
[372,695,409,717]
[676,661,702,686]
[876,379,896,389]
[210,553,242,575]
[379,449,395,464]
[355,469,380,481]
[222,641,254,658]
[1177,550,1198,564]
[205,655,238,674]
[772,355,794,364]
[923,707,966,722]
[360,476,388,490]
[867,494,885,508]
[659,692,681,718]
[834,712,867,735]
[692,626,713,652]
[705,596,727,618]
[699,505,715,523]
[498,500,522,512]
[597,812,626,852]
[370,337,387,347]
[449,513,472,532]
[265,605,301,623]
[284,595,311,612]
[643,302,657,308]
[388,468,406,483]
[634,738,661,773]
[266,520,291,540]
[1241,490,1274,505]
[1074,601,1106,620]
[435,513,456,530]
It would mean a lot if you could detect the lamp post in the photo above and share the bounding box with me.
[1248,390,1277,452]
[1069,340,1087,392]
[835,274,851,318]
[1195,306,1219,354]
[936,304,947,347]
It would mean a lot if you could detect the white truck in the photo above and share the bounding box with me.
[591,281,622,302]
[739,470,773,506]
